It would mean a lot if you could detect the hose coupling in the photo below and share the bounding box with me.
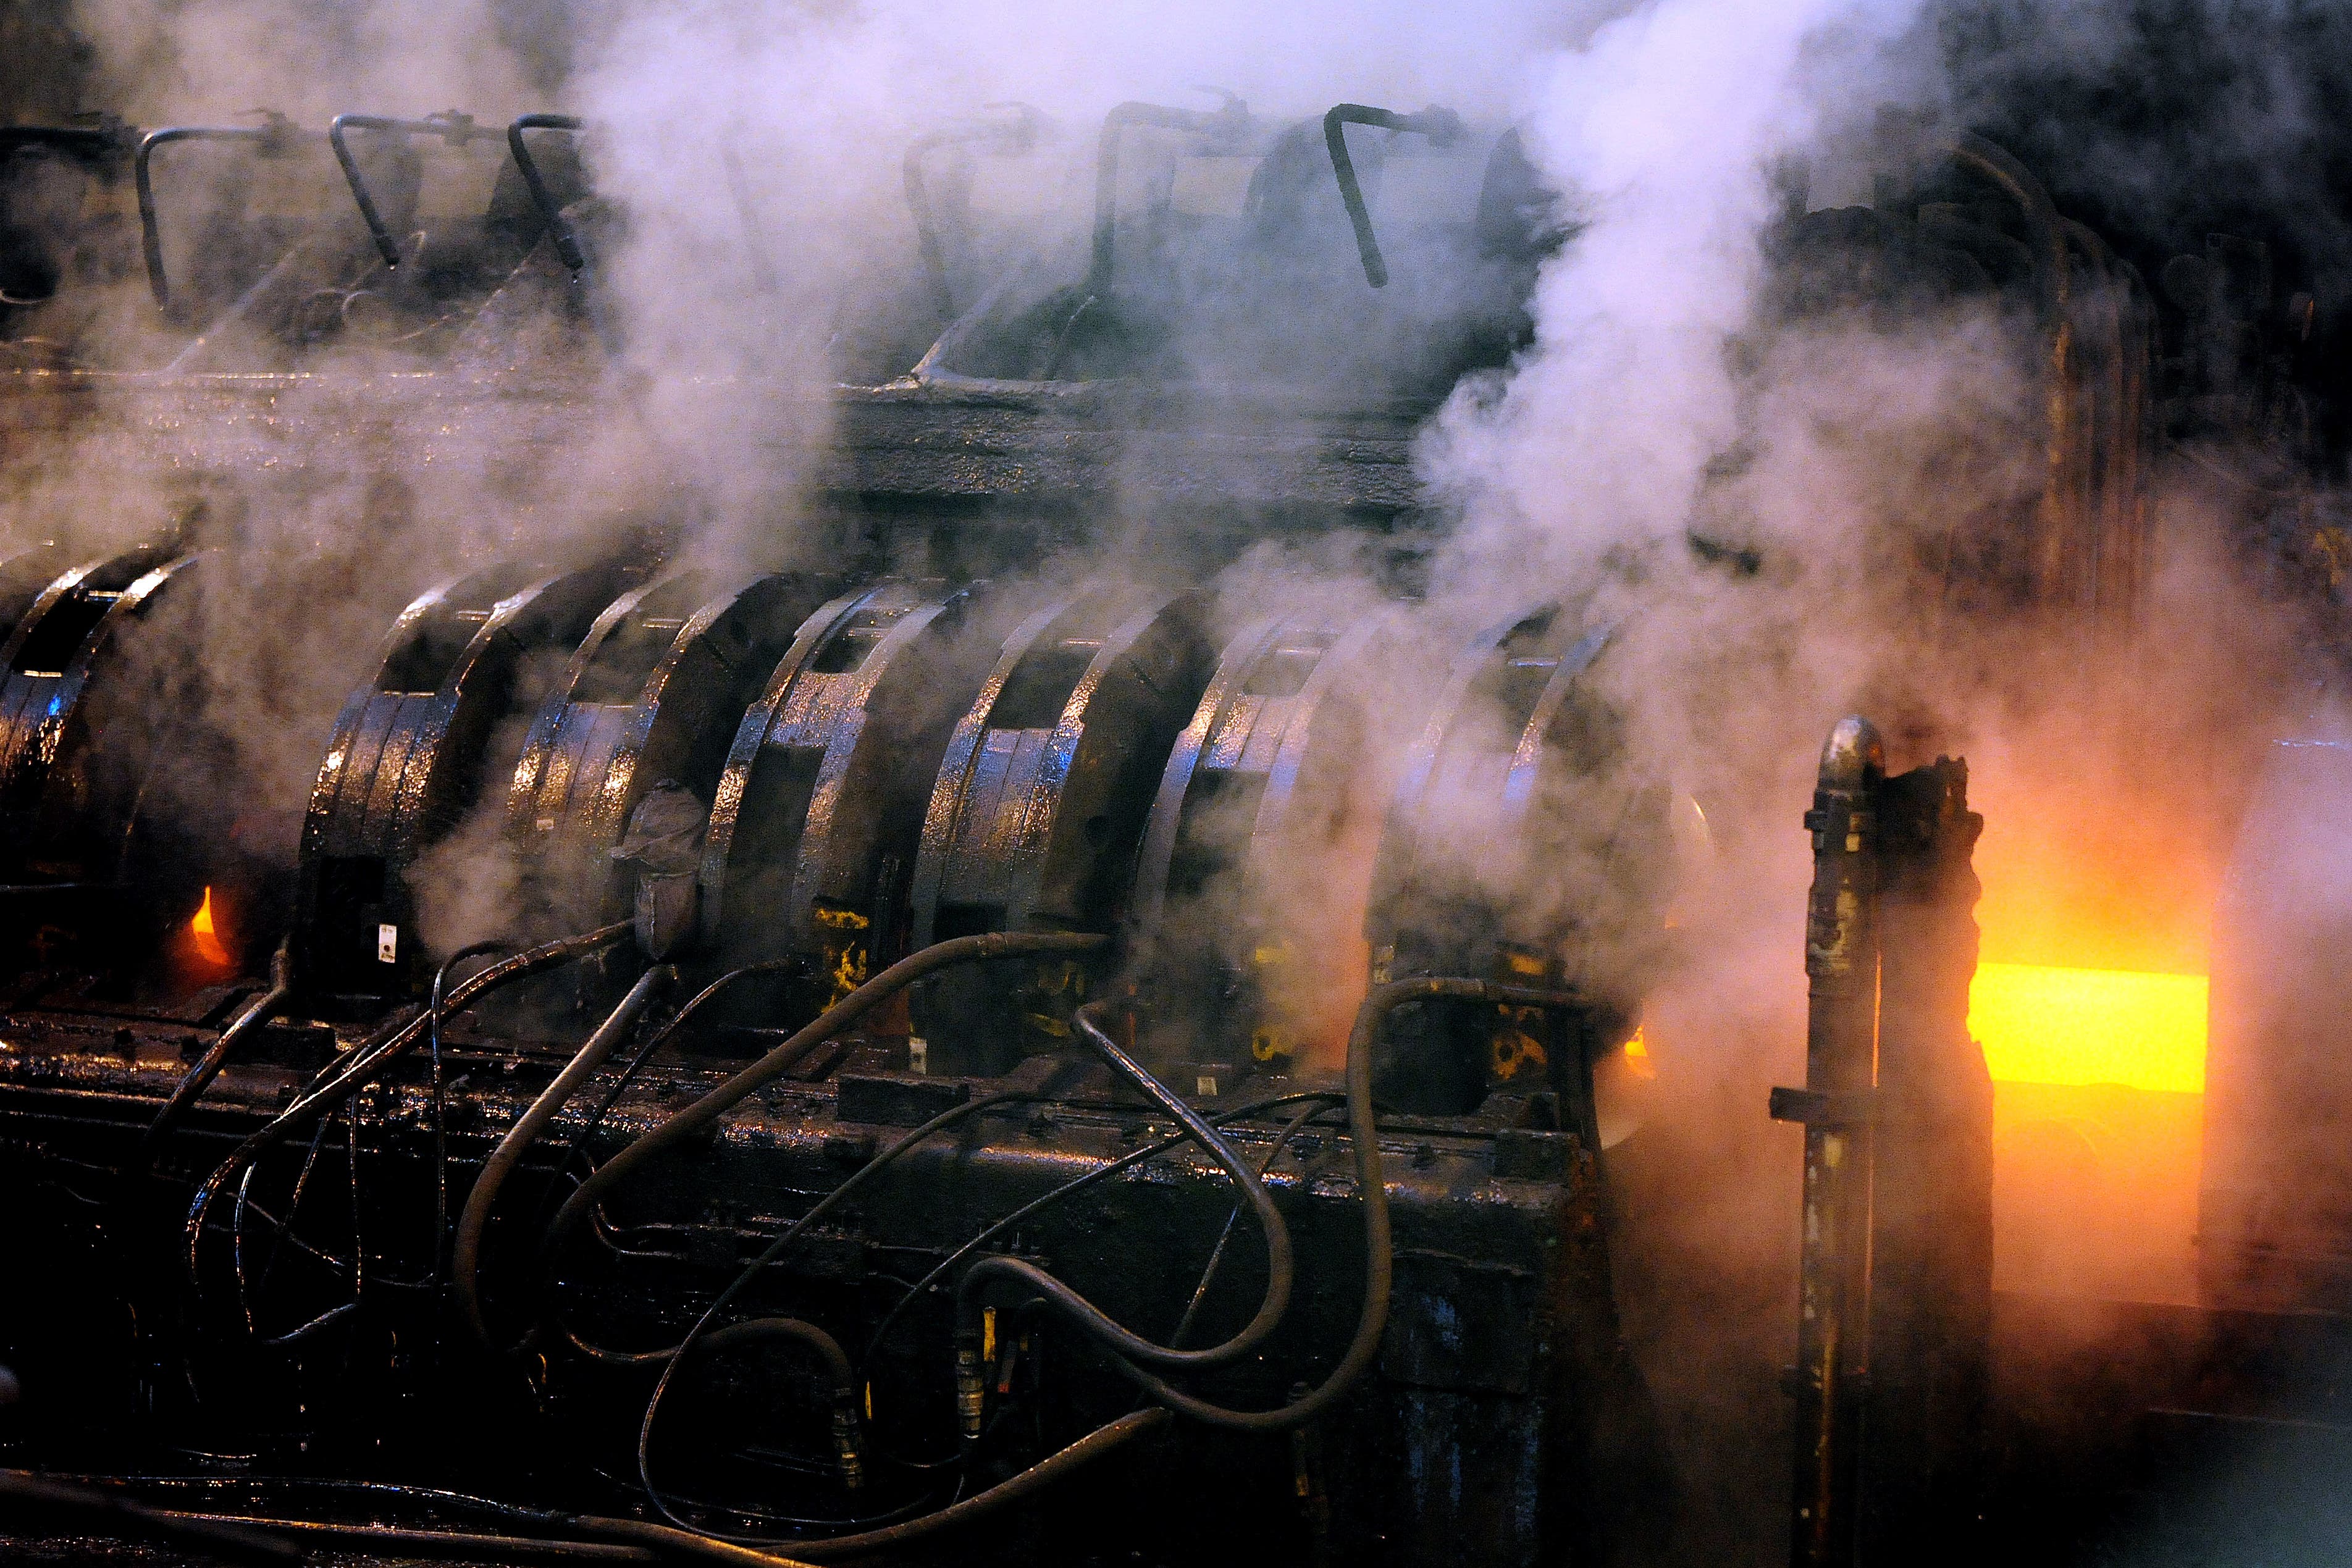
[831,1392,866,1490]
[954,1330,987,1439]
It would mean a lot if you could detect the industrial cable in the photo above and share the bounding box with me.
[631,1089,1040,1538]
[542,931,1108,1267]
[512,958,815,1365]
[183,921,632,1285]
[1036,976,1571,1433]
[453,964,674,1352]
[1166,1099,1333,1349]
[567,956,807,1160]
[626,1004,1296,1542]
[431,940,513,1307]
[844,1092,1338,1474]
[951,997,1295,1372]
[136,938,293,1170]
[582,1409,1167,1566]
[856,1089,1345,1375]
[0,1470,301,1566]
[853,1094,1334,1464]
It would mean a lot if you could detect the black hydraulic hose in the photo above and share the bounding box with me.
[184,921,633,1283]
[700,1317,866,1490]
[589,954,805,1106]
[17,1475,655,1562]
[0,1470,300,1566]
[543,962,813,1251]
[587,1410,1166,1566]
[634,1089,1036,1535]
[330,111,499,268]
[453,964,674,1352]
[700,1316,854,1396]
[137,939,293,1169]
[1166,1099,1331,1350]
[1097,975,1570,1432]
[857,1089,1345,1372]
[508,114,587,272]
[952,998,1293,1373]
[100,1511,652,1564]
[1321,103,1464,288]
[134,115,301,311]
[431,940,509,1307]
[543,931,1108,1264]
[530,960,812,1364]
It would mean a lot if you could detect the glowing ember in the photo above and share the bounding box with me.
[1968,961,2207,1093]
[1621,1026,1655,1079]
[188,886,232,968]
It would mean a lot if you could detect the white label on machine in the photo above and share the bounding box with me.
[907,1038,928,1075]
[377,923,398,963]
[1196,1075,1218,1097]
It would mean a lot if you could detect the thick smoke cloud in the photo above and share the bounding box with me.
[5,1,2342,1554]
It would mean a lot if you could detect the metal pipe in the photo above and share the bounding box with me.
[902,104,1046,322]
[134,114,301,311]
[329,111,500,269]
[1089,94,1248,293]
[506,114,586,273]
[1321,103,1464,288]
[1857,756,1991,1561]
[1776,715,1884,1568]
[1946,133,2077,610]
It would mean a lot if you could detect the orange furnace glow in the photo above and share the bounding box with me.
[188,886,232,969]
[1968,961,2207,1092]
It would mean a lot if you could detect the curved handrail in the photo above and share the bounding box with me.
[506,113,586,274]
[1322,103,1464,288]
[329,110,500,269]
[134,112,300,311]
[1090,91,1251,292]
[902,103,1047,321]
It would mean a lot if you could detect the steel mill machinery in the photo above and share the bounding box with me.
[0,70,2346,1568]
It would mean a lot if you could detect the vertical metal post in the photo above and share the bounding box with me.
[1774,715,1884,1568]
[1860,757,1992,1565]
